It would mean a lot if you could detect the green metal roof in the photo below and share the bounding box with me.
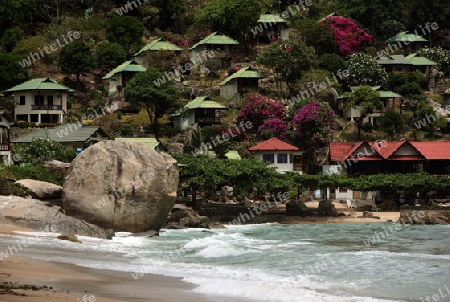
[185,96,227,109]
[225,150,241,160]
[376,55,409,65]
[102,60,147,80]
[377,53,437,66]
[385,31,428,44]
[115,137,160,150]
[12,124,108,143]
[257,13,286,23]
[339,86,402,99]
[134,38,183,56]
[219,66,265,85]
[406,53,437,66]
[172,96,227,116]
[189,32,239,50]
[6,78,74,93]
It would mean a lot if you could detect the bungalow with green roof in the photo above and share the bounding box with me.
[253,12,289,45]
[0,111,13,165]
[102,60,146,97]
[338,86,402,124]
[5,78,74,124]
[12,123,110,152]
[219,66,265,100]
[133,38,183,66]
[376,53,437,73]
[171,96,227,130]
[384,31,428,55]
[189,32,239,65]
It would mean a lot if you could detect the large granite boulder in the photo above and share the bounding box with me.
[0,196,111,238]
[15,179,62,199]
[62,140,179,233]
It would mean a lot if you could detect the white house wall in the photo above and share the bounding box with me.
[220,81,237,98]
[14,90,67,123]
[254,151,295,173]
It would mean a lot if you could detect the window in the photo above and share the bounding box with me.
[277,153,288,163]
[19,96,25,105]
[34,95,44,105]
[47,96,53,106]
[262,154,274,163]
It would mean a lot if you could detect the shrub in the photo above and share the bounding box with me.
[12,138,76,164]
[3,164,65,186]
[318,53,345,73]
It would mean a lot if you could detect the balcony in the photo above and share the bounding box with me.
[31,105,62,110]
[196,117,222,125]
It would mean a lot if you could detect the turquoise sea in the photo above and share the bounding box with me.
[4,223,450,302]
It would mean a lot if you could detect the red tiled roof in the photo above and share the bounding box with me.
[368,141,404,158]
[330,141,450,162]
[249,137,298,151]
[410,142,450,160]
[329,142,362,162]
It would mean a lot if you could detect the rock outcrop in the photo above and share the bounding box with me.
[43,160,71,176]
[0,196,112,238]
[317,200,338,217]
[62,140,179,233]
[286,201,310,216]
[166,204,209,228]
[399,210,450,224]
[15,179,62,199]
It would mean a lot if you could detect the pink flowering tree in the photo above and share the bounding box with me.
[258,118,289,140]
[292,101,336,149]
[161,32,188,49]
[237,93,286,133]
[324,16,372,58]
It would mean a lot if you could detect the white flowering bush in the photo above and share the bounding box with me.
[417,47,450,75]
[346,53,388,86]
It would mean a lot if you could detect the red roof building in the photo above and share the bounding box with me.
[249,137,303,173]
[328,141,450,175]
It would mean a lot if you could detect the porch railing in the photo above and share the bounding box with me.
[31,105,62,110]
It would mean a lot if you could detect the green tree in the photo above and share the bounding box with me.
[174,154,289,205]
[318,53,345,74]
[291,18,337,56]
[105,16,143,58]
[0,53,30,91]
[1,27,24,52]
[151,0,186,31]
[58,40,93,91]
[125,67,181,134]
[0,0,37,36]
[12,138,76,164]
[414,100,446,137]
[195,0,265,49]
[347,53,388,86]
[379,109,404,140]
[346,86,382,140]
[95,42,126,69]
[257,34,317,94]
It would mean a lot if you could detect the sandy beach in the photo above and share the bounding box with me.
[0,224,212,302]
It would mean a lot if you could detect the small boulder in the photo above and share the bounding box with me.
[15,179,62,200]
[57,233,82,243]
